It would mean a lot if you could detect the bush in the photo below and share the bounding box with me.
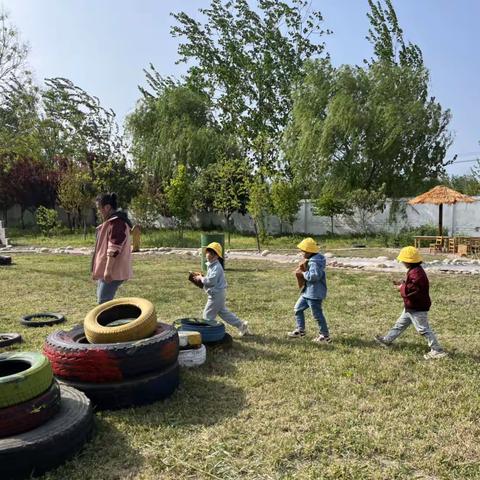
[378,225,448,248]
[35,207,59,236]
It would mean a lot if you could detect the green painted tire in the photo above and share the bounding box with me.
[0,352,53,408]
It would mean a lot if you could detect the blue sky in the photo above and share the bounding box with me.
[3,0,479,175]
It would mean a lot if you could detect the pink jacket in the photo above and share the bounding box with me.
[92,214,133,281]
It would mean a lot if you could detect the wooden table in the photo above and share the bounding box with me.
[413,236,446,249]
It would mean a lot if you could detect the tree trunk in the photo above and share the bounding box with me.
[253,220,261,252]
[225,214,231,247]
[20,207,25,229]
[67,212,72,231]
[330,215,334,235]
[83,218,87,240]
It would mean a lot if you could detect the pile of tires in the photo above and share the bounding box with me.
[176,318,233,351]
[0,352,93,480]
[178,331,206,367]
[44,298,180,410]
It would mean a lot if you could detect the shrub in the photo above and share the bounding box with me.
[35,207,59,236]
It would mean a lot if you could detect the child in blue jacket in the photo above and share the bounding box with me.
[288,237,331,344]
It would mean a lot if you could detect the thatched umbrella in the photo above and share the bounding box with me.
[408,185,475,235]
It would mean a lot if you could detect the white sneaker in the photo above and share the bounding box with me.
[238,321,252,337]
[424,349,448,360]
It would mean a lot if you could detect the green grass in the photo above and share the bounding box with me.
[7,227,391,251]
[1,254,479,479]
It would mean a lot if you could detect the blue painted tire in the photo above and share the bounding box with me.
[176,318,225,343]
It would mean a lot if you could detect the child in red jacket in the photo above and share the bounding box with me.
[374,246,447,360]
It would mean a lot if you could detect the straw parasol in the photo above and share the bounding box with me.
[408,185,475,235]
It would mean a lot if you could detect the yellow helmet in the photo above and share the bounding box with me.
[397,246,422,263]
[206,242,223,258]
[297,237,320,254]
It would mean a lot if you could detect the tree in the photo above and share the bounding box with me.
[445,174,480,196]
[285,0,452,198]
[126,71,224,192]
[210,158,251,246]
[313,184,352,235]
[35,206,59,236]
[171,0,328,174]
[247,176,271,251]
[271,177,302,232]
[57,163,94,231]
[165,164,193,238]
[347,187,386,238]
[0,11,29,85]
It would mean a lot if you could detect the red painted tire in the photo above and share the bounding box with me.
[0,381,60,438]
[44,323,179,383]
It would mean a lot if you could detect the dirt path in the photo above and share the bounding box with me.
[2,245,480,275]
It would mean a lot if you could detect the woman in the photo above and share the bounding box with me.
[92,193,133,304]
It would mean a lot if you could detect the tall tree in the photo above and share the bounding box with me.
[171,0,328,174]
[285,0,452,198]
[126,70,225,191]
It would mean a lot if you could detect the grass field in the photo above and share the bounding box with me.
[6,227,395,251]
[1,254,479,479]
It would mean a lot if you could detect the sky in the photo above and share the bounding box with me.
[2,0,479,176]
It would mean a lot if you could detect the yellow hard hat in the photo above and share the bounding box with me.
[206,242,223,258]
[397,246,422,263]
[296,237,320,254]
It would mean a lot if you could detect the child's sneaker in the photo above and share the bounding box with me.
[312,334,332,344]
[287,328,305,338]
[374,335,392,348]
[238,321,252,337]
[423,349,448,360]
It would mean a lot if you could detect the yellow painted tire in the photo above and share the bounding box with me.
[178,331,202,348]
[84,298,157,344]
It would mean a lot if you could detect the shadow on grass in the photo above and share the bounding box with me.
[50,419,144,480]
[124,375,246,428]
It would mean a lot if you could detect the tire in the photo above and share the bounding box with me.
[178,344,207,368]
[204,333,233,351]
[0,381,61,438]
[0,334,22,348]
[176,318,226,343]
[0,385,93,480]
[0,256,12,266]
[44,323,179,383]
[58,361,180,410]
[84,297,157,343]
[0,352,53,408]
[178,331,202,347]
[20,313,65,328]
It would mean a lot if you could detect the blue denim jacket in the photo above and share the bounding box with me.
[302,253,327,300]
[202,260,227,295]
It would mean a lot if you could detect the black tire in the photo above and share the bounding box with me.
[0,385,93,480]
[58,361,180,410]
[44,323,179,383]
[20,313,65,328]
[0,334,22,348]
[0,381,61,438]
[204,333,233,350]
[0,256,12,266]
[176,318,226,342]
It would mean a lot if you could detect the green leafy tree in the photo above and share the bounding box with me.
[247,176,271,251]
[445,173,480,196]
[210,158,251,246]
[35,206,59,236]
[126,71,224,194]
[57,164,94,232]
[165,164,193,238]
[313,183,352,235]
[347,186,386,238]
[285,0,452,198]
[171,0,328,174]
[271,177,302,233]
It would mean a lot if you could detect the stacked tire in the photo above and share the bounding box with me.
[176,318,233,366]
[44,298,180,410]
[0,352,93,480]
[178,331,207,367]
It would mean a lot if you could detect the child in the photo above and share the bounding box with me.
[374,246,447,360]
[288,237,331,344]
[193,242,251,337]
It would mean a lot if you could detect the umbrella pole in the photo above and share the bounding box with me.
[438,203,443,236]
